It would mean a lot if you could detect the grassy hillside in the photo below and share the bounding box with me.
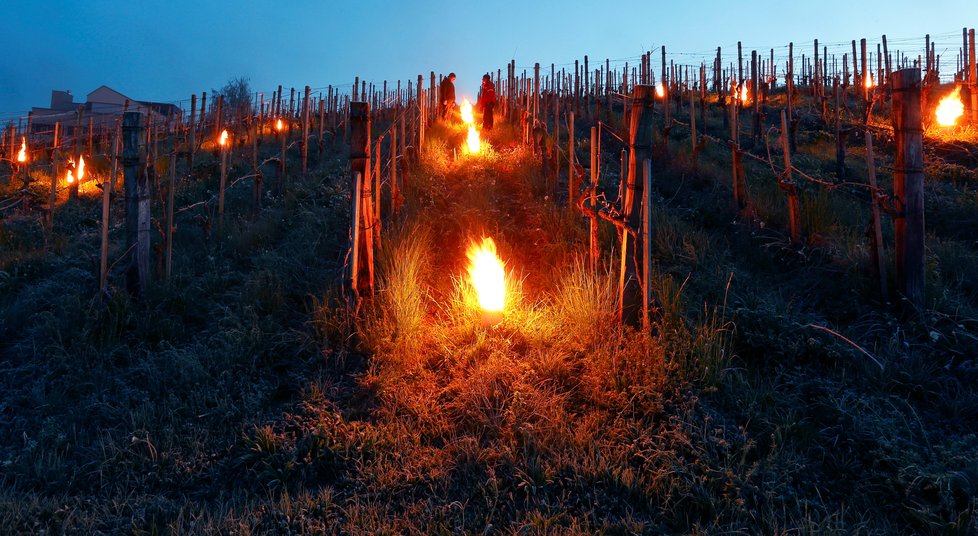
[1,93,976,533]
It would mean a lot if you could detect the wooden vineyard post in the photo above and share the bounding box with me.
[390,123,399,216]
[123,111,150,296]
[689,89,698,163]
[166,151,176,282]
[318,97,326,158]
[568,111,575,206]
[787,42,796,154]
[970,28,976,125]
[779,110,802,244]
[49,122,59,230]
[302,85,311,176]
[890,68,925,312]
[101,121,120,293]
[374,138,381,250]
[349,102,374,302]
[218,131,228,238]
[278,120,287,195]
[730,103,745,213]
[834,79,847,181]
[348,171,362,302]
[69,110,79,202]
[188,94,197,169]
[590,126,598,273]
[641,158,653,332]
[865,131,888,300]
[619,85,655,326]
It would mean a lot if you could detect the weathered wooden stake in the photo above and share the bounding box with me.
[779,110,802,243]
[166,151,175,282]
[620,85,655,326]
[218,134,228,237]
[590,126,598,273]
[890,68,925,311]
[865,131,887,300]
[99,123,119,294]
[568,111,575,205]
[349,102,374,300]
[302,85,311,176]
[49,122,59,229]
[123,111,150,296]
[641,158,653,331]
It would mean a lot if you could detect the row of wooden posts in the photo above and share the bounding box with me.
[0,31,965,316]
[494,58,934,322]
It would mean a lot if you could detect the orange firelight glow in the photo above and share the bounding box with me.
[864,73,875,88]
[466,237,505,313]
[276,119,284,131]
[656,83,665,98]
[16,137,26,163]
[935,87,964,127]
[460,98,474,125]
[219,129,229,146]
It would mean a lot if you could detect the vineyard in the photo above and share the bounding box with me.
[1,29,977,534]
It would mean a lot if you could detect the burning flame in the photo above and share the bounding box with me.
[935,87,964,127]
[466,126,481,154]
[276,119,283,131]
[864,73,875,89]
[16,137,26,163]
[65,156,85,184]
[460,98,474,125]
[738,84,748,103]
[219,129,229,146]
[466,237,505,312]
[655,83,665,98]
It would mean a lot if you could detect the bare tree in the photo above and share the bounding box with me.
[216,76,252,124]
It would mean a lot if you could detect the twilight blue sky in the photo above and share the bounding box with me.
[0,0,971,119]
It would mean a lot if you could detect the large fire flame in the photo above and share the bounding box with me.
[65,155,85,184]
[460,98,474,125]
[466,126,481,154]
[16,137,26,163]
[466,237,505,313]
[739,84,748,103]
[935,87,964,127]
[219,129,229,146]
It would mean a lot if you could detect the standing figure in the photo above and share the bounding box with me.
[479,73,497,130]
[439,72,457,119]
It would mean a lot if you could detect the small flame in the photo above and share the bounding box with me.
[655,83,665,98]
[935,87,964,127]
[739,84,749,103]
[466,126,480,154]
[65,166,74,184]
[219,129,229,146]
[466,237,505,312]
[460,98,474,125]
[77,155,85,182]
[16,137,26,162]
[864,73,874,88]
[276,119,283,131]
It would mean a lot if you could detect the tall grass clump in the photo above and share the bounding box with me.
[552,256,619,350]
[360,222,431,362]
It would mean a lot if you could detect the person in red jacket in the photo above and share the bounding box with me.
[478,73,497,130]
